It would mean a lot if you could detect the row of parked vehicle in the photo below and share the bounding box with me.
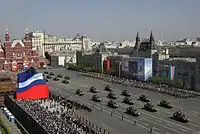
[43,71,70,84]
[75,85,190,123]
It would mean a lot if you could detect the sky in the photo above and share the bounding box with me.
[0,0,200,41]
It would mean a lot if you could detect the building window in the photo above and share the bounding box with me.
[17,53,20,57]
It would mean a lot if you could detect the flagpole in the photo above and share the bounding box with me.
[43,30,46,58]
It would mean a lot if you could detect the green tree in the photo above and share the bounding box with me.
[149,76,184,89]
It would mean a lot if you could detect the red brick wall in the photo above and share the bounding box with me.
[0,35,43,71]
[0,52,4,58]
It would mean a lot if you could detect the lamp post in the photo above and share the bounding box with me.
[81,52,83,68]
[116,61,121,77]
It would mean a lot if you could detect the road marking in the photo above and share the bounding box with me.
[166,124,173,127]
[49,84,160,134]
[71,80,198,132]
[71,80,171,115]
[50,85,184,134]
[144,117,188,134]
[192,111,200,116]
[163,126,184,134]
[156,120,162,123]
[48,73,198,133]
[188,123,200,128]
[140,122,148,126]
[49,80,193,133]
[140,111,192,131]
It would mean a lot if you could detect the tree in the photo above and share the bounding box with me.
[149,76,184,89]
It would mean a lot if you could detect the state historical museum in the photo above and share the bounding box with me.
[0,29,46,72]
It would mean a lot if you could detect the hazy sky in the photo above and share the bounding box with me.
[0,0,200,41]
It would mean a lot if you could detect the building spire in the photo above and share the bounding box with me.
[25,28,28,35]
[6,28,8,34]
[5,28,10,42]
[25,28,30,41]
[136,32,139,38]
[149,30,155,49]
[150,30,153,38]
[135,32,140,51]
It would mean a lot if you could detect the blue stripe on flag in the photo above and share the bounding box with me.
[17,67,37,83]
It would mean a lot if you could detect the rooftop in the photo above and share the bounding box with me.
[168,57,196,63]
[50,51,75,56]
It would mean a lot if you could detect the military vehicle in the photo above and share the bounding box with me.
[123,97,134,105]
[126,107,140,116]
[92,95,102,102]
[76,89,84,96]
[107,100,119,108]
[139,94,150,102]
[46,75,52,79]
[90,86,98,93]
[105,85,113,91]
[44,71,48,74]
[57,74,62,78]
[62,80,69,84]
[172,111,189,123]
[108,92,117,99]
[143,103,158,112]
[159,100,173,109]
[50,72,54,75]
[53,77,59,81]
[121,90,131,97]
[64,76,70,80]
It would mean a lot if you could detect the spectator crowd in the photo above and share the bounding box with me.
[16,93,106,134]
[79,72,200,99]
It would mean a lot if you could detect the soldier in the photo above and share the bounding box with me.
[149,127,154,133]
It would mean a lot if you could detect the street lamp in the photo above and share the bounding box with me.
[116,61,122,77]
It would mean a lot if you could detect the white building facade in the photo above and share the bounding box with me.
[120,40,135,48]
[30,31,45,56]
[43,34,92,57]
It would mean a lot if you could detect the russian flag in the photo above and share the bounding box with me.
[16,67,49,100]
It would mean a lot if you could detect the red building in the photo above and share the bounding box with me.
[0,29,46,71]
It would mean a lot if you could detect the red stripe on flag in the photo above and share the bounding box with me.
[16,84,49,100]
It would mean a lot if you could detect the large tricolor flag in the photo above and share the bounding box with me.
[16,67,49,100]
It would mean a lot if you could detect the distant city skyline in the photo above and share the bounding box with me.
[0,0,200,41]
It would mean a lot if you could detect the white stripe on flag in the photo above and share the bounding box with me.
[18,73,43,88]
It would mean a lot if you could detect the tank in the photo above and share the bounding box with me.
[172,111,189,123]
[144,103,157,112]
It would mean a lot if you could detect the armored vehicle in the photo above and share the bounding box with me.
[92,95,102,102]
[159,100,173,109]
[105,85,113,91]
[126,107,140,116]
[172,111,189,123]
[108,92,117,99]
[143,103,158,112]
[123,97,134,105]
[121,90,131,97]
[139,94,150,102]
[107,100,119,108]
[90,86,98,93]
[76,89,84,96]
